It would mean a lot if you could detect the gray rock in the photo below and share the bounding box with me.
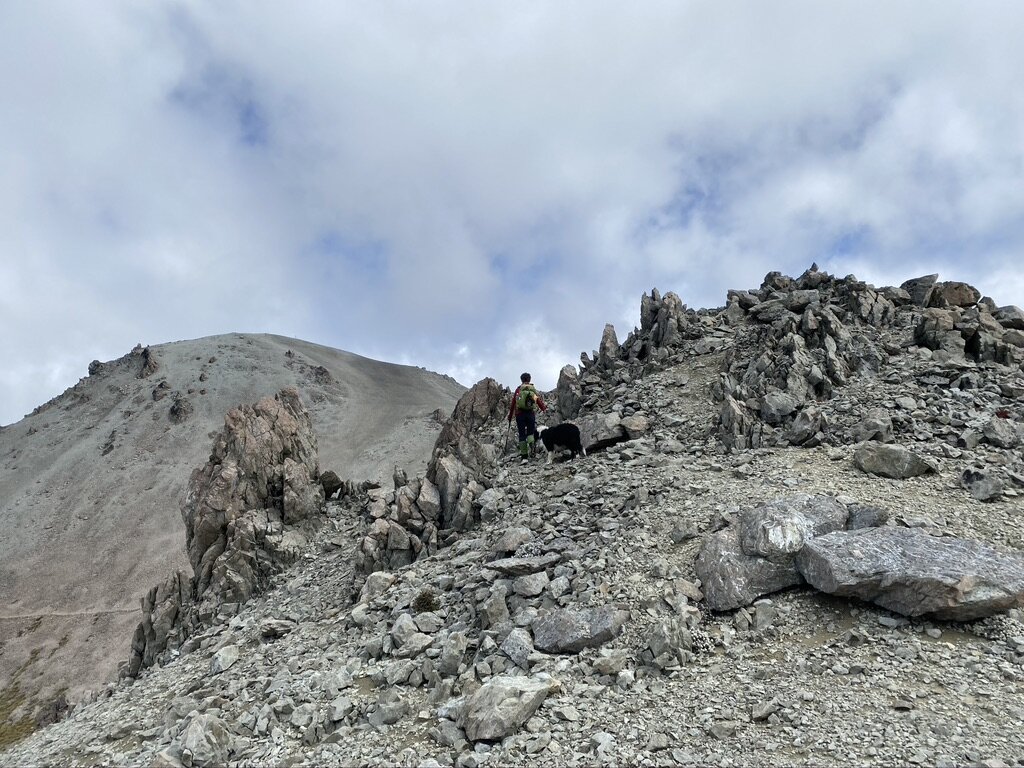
[853,443,937,479]
[696,527,804,611]
[983,417,1019,449]
[901,274,939,307]
[851,408,894,443]
[486,554,561,576]
[555,365,584,420]
[577,412,629,452]
[513,571,550,597]
[961,468,1004,502]
[797,526,1024,620]
[491,527,533,556]
[210,644,239,675]
[500,627,535,669]
[177,714,233,768]
[460,676,556,742]
[647,618,693,668]
[760,391,800,425]
[993,305,1024,330]
[532,606,630,654]
[737,495,848,561]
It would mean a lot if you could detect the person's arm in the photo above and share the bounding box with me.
[537,393,547,412]
[508,387,519,421]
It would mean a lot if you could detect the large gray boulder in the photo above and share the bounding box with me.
[177,714,234,767]
[901,274,939,307]
[532,606,630,653]
[853,443,936,479]
[576,412,629,452]
[993,305,1024,330]
[555,365,584,420]
[696,495,850,611]
[797,527,1024,620]
[460,676,558,742]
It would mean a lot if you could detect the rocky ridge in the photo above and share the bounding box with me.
[4,268,1024,767]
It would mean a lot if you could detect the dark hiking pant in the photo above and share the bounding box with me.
[515,412,538,457]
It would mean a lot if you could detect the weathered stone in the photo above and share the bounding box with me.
[993,305,1024,330]
[500,627,535,669]
[513,571,550,597]
[177,714,233,768]
[577,412,629,452]
[486,554,560,577]
[901,274,939,307]
[210,645,239,675]
[647,618,692,668]
[851,408,894,443]
[854,443,936,479]
[532,606,629,654]
[737,495,849,562]
[696,527,801,612]
[930,281,980,308]
[961,468,1004,502]
[460,676,557,742]
[320,470,343,500]
[797,526,1024,620]
[760,391,800,424]
[555,365,584,420]
[983,417,1020,449]
[491,527,533,556]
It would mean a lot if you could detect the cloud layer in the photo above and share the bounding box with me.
[3,2,1023,425]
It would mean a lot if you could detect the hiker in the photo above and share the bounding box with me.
[508,372,547,463]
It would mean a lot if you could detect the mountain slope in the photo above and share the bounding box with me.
[0,333,465,728]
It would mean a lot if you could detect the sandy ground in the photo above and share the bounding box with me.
[0,333,464,712]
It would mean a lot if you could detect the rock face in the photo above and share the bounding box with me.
[128,388,325,677]
[797,527,1024,620]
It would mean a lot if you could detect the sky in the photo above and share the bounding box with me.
[2,2,1023,426]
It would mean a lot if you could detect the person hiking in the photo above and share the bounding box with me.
[508,372,547,463]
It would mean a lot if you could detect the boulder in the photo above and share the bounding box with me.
[760,391,800,425]
[597,324,620,367]
[993,305,1024,330]
[320,470,343,500]
[930,281,981,308]
[555,365,584,420]
[796,526,1024,620]
[851,408,894,443]
[983,417,1020,449]
[577,412,629,452]
[960,468,1004,502]
[901,274,939,307]
[460,676,558,742]
[177,714,234,768]
[532,606,630,654]
[696,495,850,611]
[853,443,936,479]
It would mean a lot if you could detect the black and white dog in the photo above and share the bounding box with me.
[536,423,587,464]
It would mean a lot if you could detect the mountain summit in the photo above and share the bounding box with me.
[0,333,465,735]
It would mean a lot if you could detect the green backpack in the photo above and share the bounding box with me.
[516,384,538,412]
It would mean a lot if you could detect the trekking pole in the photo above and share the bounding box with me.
[503,420,512,454]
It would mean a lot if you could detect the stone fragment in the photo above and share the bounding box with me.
[460,676,557,742]
[532,606,630,654]
[177,714,233,768]
[760,391,800,425]
[647,618,693,669]
[797,526,1024,620]
[853,443,936,479]
[210,645,239,675]
[960,469,1004,502]
[983,417,1020,449]
[513,571,550,597]
[901,274,939,307]
[490,527,533,556]
[500,627,535,669]
[486,554,561,576]
[993,305,1024,330]
[851,408,894,443]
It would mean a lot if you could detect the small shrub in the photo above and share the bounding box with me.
[411,589,440,614]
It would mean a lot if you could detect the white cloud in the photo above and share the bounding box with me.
[2,2,1024,424]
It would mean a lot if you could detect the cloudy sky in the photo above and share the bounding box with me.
[2,2,1023,426]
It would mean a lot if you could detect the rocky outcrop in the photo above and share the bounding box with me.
[555,365,584,420]
[354,379,509,580]
[797,527,1024,620]
[127,389,325,677]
